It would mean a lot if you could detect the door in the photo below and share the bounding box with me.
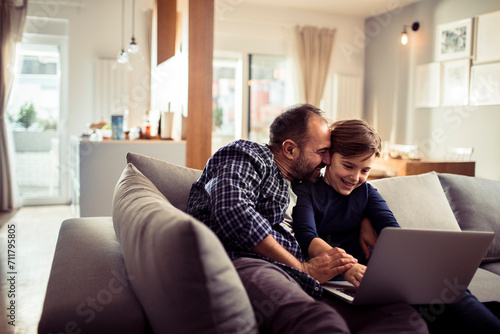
[6,29,69,205]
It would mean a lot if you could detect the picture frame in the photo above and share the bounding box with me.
[441,59,470,107]
[474,10,500,64]
[436,18,473,62]
[470,63,500,106]
[415,62,441,108]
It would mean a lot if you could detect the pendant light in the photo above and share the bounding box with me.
[127,0,140,54]
[117,0,129,64]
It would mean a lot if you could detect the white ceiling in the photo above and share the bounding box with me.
[242,0,421,18]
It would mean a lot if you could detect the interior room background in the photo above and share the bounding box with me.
[5,0,500,210]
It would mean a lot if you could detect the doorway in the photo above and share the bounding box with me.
[6,25,69,206]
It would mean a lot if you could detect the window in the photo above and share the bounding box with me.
[248,54,286,144]
[212,55,242,153]
[211,53,287,151]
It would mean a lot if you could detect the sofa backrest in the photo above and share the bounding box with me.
[126,151,202,212]
[438,173,500,263]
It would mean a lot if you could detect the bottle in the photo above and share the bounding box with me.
[145,120,151,139]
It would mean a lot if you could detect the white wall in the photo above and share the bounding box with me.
[213,2,366,122]
[364,0,500,180]
[27,0,154,138]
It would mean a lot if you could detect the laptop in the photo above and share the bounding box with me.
[322,227,494,305]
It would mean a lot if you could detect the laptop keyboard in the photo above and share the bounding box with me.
[340,288,357,297]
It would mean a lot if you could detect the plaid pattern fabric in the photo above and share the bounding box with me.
[188,140,323,297]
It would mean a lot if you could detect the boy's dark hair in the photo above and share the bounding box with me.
[269,104,326,152]
[330,119,381,160]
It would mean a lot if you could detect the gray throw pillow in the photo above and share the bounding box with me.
[438,173,500,262]
[126,151,202,212]
[112,163,257,334]
[369,172,461,231]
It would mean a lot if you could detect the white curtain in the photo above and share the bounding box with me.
[0,0,28,211]
[294,25,336,107]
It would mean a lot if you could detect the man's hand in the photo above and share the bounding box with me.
[343,263,366,288]
[360,217,378,259]
[300,247,357,284]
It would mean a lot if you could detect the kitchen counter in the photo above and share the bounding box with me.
[70,137,186,217]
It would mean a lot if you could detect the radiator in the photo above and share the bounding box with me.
[331,74,363,120]
[93,58,130,123]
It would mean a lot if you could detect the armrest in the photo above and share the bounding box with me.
[38,217,148,334]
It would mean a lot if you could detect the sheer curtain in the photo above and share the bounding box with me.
[0,0,28,211]
[294,25,336,107]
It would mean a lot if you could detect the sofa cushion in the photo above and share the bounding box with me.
[112,163,258,334]
[369,172,461,231]
[126,151,202,212]
[38,217,148,334]
[438,173,500,262]
[468,268,500,303]
[480,262,500,276]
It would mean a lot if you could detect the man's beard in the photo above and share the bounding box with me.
[293,153,325,182]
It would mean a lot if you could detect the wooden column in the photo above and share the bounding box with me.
[156,0,176,65]
[186,0,214,169]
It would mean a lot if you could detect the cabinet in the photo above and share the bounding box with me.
[70,137,186,217]
[370,157,475,180]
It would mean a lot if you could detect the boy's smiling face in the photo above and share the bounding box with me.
[323,152,376,196]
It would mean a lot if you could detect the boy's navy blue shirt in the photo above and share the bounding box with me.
[292,177,399,264]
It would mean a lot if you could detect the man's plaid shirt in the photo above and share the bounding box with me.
[187,140,322,297]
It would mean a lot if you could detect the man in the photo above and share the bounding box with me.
[188,104,428,333]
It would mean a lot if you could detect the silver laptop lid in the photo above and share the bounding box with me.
[325,228,494,305]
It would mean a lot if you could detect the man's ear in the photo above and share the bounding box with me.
[282,139,298,159]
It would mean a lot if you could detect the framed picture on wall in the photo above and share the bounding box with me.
[436,18,473,61]
[441,59,470,107]
[474,10,500,64]
[415,62,441,108]
[470,63,500,106]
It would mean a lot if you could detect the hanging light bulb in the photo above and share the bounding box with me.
[401,26,408,45]
[117,49,129,64]
[127,0,140,54]
[117,0,129,64]
[400,22,419,46]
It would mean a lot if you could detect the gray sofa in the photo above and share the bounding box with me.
[38,152,500,333]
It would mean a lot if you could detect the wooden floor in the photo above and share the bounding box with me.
[0,206,73,334]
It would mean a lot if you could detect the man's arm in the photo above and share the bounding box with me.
[252,235,357,284]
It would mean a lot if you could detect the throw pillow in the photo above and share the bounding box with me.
[126,151,202,212]
[113,163,258,334]
[438,173,500,262]
[369,172,461,231]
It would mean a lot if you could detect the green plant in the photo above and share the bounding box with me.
[38,117,58,131]
[213,106,223,129]
[17,103,37,130]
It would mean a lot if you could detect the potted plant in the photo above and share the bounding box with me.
[16,102,37,130]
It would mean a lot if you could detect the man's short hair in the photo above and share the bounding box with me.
[269,104,326,151]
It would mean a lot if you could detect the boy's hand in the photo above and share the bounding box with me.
[343,263,366,288]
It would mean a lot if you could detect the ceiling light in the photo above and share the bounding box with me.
[117,0,129,64]
[127,0,140,54]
